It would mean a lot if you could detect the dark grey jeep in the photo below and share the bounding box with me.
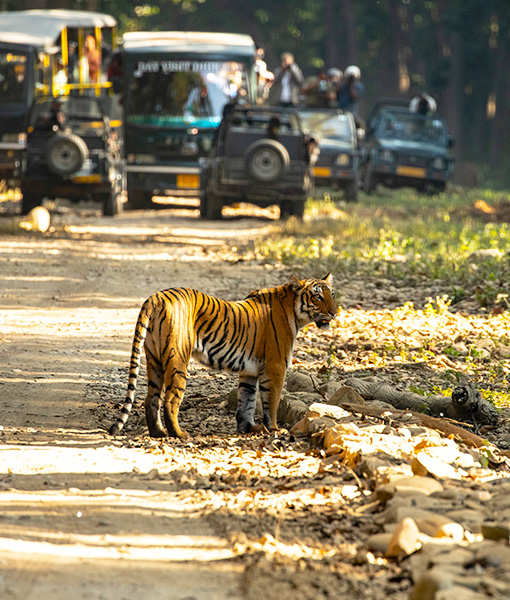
[199,106,316,219]
[20,95,124,216]
[361,99,454,195]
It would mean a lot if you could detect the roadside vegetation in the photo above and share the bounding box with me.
[253,187,510,409]
[255,186,510,311]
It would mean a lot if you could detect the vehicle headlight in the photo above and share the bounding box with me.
[379,149,394,162]
[432,157,445,169]
[336,153,350,166]
[2,132,26,144]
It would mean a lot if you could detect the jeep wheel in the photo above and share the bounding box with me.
[44,133,88,176]
[126,189,152,210]
[363,163,377,195]
[280,198,306,219]
[200,188,223,220]
[20,191,40,215]
[101,188,123,216]
[345,179,358,203]
[245,139,290,182]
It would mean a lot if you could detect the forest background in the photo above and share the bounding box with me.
[6,0,510,188]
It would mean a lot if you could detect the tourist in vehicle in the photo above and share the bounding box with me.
[410,93,437,116]
[268,52,304,108]
[337,65,365,116]
[255,46,274,103]
[301,67,338,108]
[84,35,100,83]
[35,98,66,131]
[54,57,68,94]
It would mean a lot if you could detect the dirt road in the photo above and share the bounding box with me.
[0,203,352,600]
[3,200,509,600]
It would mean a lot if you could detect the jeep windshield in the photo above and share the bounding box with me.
[29,96,106,132]
[299,110,353,142]
[376,111,447,146]
[0,50,28,105]
[126,60,248,128]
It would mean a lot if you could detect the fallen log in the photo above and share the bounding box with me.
[337,401,489,449]
[341,377,499,427]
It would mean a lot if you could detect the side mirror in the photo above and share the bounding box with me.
[448,135,455,148]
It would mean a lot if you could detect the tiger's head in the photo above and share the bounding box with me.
[290,274,337,329]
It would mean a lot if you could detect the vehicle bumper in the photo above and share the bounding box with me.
[20,177,113,199]
[371,162,451,188]
[0,147,23,178]
[126,164,201,197]
[313,164,358,188]
[210,160,311,203]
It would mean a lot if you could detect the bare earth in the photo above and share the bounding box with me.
[1,199,509,600]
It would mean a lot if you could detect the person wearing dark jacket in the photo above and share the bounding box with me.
[268,52,304,107]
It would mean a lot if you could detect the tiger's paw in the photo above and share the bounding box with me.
[250,424,269,435]
[148,427,168,438]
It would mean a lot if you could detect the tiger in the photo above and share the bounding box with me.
[109,274,336,439]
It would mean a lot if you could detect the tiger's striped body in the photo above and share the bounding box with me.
[109,275,336,438]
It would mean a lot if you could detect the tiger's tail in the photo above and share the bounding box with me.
[109,299,152,436]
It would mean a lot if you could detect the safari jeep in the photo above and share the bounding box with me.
[200,106,316,219]
[20,94,124,216]
[361,99,454,195]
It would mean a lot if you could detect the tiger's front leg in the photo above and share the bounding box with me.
[236,375,258,433]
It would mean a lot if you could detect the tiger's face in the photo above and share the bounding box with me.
[291,274,337,329]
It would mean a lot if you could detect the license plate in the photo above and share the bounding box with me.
[396,166,426,178]
[73,174,101,183]
[177,174,200,188]
[313,166,332,177]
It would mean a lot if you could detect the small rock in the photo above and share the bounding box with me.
[146,468,159,480]
[481,522,510,541]
[327,386,365,406]
[286,371,316,392]
[385,517,421,558]
[446,509,484,534]
[410,569,453,600]
[366,532,392,554]
[412,452,464,480]
[469,248,504,260]
[377,476,444,501]
[415,514,464,542]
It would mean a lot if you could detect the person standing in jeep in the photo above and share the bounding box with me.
[268,52,304,108]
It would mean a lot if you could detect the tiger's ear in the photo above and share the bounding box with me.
[322,273,333,285]
[289,275,304,292]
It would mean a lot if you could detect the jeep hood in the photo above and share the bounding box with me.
[377,138,448,157]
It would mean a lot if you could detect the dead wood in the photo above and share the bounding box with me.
[338,401,488,449]
[342,377,499,426]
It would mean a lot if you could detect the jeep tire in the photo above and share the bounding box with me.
[280,197,306,219]
[44,132,88,176]
[200,187,223,220]
[345,179,358,202]
[245,139,290,182]
[20,191,40,215]
[363,163,377,195]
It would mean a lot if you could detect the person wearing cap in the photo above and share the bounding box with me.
[337,65,365,116]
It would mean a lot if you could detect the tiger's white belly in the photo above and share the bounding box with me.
[192,346,259,376]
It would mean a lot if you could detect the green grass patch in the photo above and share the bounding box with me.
[254,187,510,308]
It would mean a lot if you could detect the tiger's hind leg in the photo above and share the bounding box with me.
[162,358,190,439]
[144,357,167,438]
[259,366,286,431]
[236,375,258,433]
